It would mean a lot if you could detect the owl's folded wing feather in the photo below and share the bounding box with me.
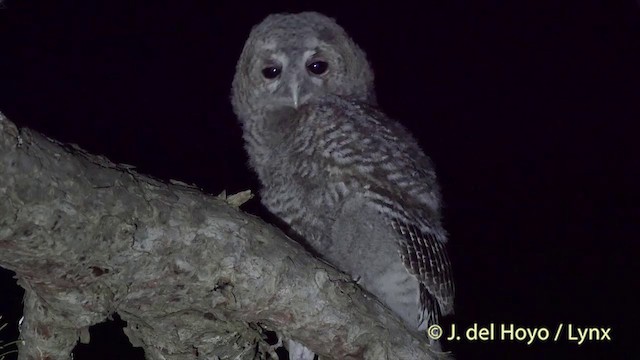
[390,218,455,329]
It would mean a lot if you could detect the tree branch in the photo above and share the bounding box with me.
[0,112,450,360]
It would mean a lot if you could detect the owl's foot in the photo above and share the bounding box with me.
[286,339,317,360]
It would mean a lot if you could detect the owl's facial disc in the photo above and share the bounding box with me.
[259,49,329,109]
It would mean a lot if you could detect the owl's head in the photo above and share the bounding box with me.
[231,12,376,121]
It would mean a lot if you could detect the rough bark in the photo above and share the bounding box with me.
[0,111,450,360]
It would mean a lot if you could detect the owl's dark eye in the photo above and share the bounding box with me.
[261,66,281,79]
[307,61,329,75]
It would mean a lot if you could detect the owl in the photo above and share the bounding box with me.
[231,11,454,356]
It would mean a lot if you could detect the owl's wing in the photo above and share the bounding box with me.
[312,98,455,326]
[390,217,455,330]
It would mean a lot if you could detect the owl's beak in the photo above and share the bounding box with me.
[277,74,307,109]
[290,81,300,109]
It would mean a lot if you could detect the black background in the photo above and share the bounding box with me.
[0,1,637,359]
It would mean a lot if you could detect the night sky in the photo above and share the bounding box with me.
[0,1,637,359]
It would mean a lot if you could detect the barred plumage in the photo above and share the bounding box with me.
[231,11,454,357]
